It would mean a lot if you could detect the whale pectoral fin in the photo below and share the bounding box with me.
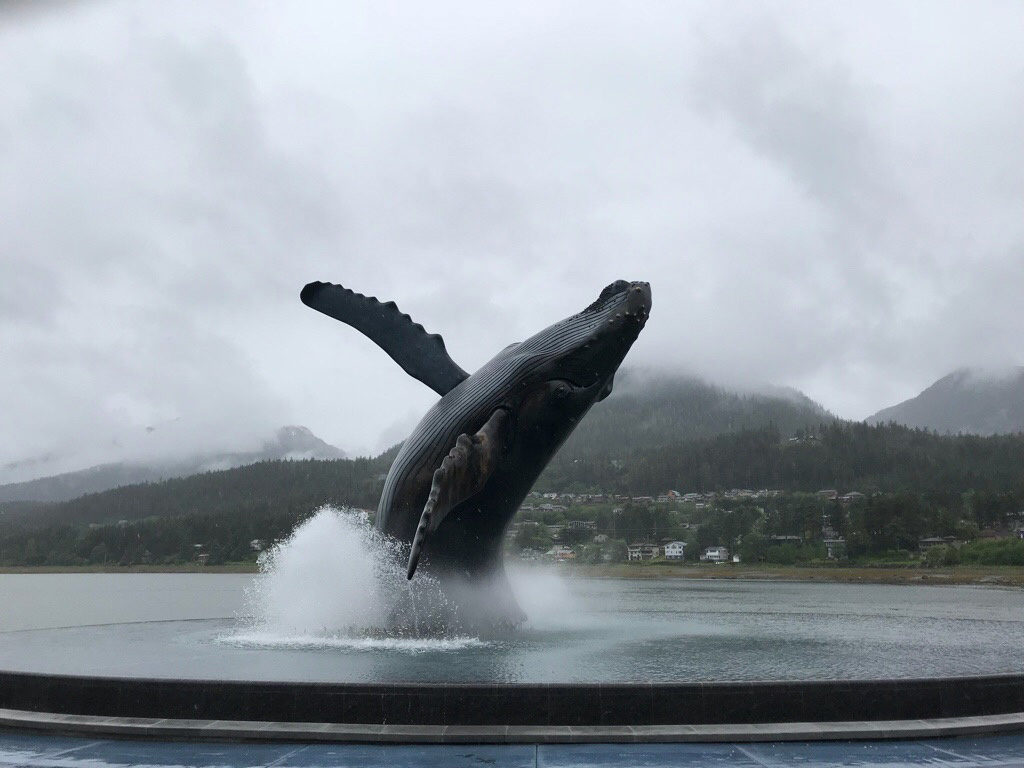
[596,374,615,402]
[300,281,470,396]
[407,408,509,580]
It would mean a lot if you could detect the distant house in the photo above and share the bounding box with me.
[823,538,846,560]
[701,546,730,563]
[663,541,687,560]
[545,545,575,561]
[627,543,660,561]
[918,536,959,550]
[1016,527,1024,541]
[769,535,802,544]
[817,490,839,500]
[567,520,597,530]
[839,491,865,504]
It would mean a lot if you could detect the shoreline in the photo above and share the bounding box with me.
[0,563,259,574]
[2,562,1024,587]
[569,563,1024,587]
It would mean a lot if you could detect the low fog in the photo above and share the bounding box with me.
[2,2,1022,479]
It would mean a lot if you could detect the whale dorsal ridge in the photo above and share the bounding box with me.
[301,281,470,396]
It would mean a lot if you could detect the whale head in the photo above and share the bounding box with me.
[501,280,652,462]
[517,279,651,400]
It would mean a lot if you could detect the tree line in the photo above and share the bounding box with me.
[540,422,1024,522]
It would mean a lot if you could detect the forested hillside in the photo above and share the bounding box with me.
[4,422,1024,566]
[541,422,1024,514]
[5,422,1024,533]
[5,371,1024,569]
[0,452,394,530]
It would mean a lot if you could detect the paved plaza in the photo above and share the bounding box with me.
[3,730,1024,767]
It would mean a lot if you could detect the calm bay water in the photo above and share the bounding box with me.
[0,572,1022,683]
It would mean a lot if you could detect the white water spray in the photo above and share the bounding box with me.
[247,506,396,634]
[223,505,583,651]
[222,506,472,650]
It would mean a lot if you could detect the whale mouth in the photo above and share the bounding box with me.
[552,375,603,395]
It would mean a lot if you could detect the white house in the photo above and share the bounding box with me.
[663,541,687,560]
[701,546,730,563]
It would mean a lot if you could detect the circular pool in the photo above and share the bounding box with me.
[2,572,1024,735]
[1,573,1023,683]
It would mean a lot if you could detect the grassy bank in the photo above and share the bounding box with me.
[570,562,1024,587]
[3,561,1024,586]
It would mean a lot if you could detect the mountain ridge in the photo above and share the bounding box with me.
[867,366,1024,435]
[555,370,835,459]
[0,425,346,504]
[0,372,832,505]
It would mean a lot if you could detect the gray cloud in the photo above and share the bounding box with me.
[2,1,1023,477]
[692,17,894,227]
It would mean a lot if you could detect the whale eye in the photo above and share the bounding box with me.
[553,382,571,399]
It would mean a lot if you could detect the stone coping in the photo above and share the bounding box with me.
[2,671,1024,728]
[2,707,1024,743]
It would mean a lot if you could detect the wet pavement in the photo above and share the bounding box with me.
[3,730,1024,767]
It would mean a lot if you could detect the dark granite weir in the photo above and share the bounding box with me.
[2,672,1024,726]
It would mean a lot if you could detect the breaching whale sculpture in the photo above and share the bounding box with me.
[300,279,651,631]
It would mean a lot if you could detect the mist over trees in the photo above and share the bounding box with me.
[556,373,834,459]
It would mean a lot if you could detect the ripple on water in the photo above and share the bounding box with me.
[216,631,489,653]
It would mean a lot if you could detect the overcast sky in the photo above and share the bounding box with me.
[2,1,1022,478]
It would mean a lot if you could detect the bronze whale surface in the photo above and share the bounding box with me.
[300,279,651,630]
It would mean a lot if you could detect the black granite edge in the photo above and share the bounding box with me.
[3,670,1023,693]
[1,670,1023,726]
[3,708,1024,744]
